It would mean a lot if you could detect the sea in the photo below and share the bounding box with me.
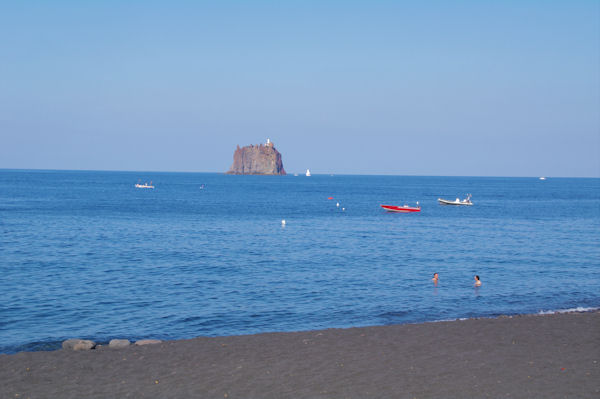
[1,170,599,354]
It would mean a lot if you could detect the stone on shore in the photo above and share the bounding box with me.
[62,339,96,351]
[108,339,130,349]
[135,339,162,346]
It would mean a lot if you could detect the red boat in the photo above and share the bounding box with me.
[380,204,421,213]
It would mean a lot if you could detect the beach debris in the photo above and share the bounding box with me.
[135,339,162,346]
[109,339,131,349]
[62,339,96,351]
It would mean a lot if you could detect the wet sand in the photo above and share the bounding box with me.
[1,311,598,398]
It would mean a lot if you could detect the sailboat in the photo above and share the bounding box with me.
[306,169,311,177]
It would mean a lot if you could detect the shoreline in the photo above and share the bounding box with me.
[2,310,598,398]
[3,307,598,355]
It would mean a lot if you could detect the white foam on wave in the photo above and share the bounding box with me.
[537,307,599,315]
[427,308,599,325]
[427,317,471,324]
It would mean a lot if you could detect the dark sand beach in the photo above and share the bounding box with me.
[1,311,598,398]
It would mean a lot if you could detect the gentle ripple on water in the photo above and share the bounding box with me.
[0,171,599,353]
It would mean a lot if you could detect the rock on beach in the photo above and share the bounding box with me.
[108,339,130,349]
[135,339,162,346]
[62,339,96,351]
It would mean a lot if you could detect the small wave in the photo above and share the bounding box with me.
[537,307,599,315]
[426,318,467,323]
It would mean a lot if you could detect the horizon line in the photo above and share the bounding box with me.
[1,167,598,179]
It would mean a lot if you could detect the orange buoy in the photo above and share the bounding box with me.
[328,197,333,200]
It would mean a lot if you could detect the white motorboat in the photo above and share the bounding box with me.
[438,194,472,206]
[135,181,154,189]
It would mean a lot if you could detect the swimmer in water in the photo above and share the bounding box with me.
[474,275,481,287]
[432,273,439,286]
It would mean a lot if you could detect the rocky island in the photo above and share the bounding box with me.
[226,139,286,175]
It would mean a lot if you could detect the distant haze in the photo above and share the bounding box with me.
[1,1,598,177]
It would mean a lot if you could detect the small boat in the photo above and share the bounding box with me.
[539,177,546,180]
[438,194,472,206]
[135,181,154,189]
[306,169,311,177]
[381,203,421,213]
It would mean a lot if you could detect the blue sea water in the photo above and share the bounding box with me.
[1,170,599,354]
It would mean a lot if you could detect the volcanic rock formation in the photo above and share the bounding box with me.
[226,140,286,175]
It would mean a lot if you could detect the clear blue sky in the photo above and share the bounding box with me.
[1,1,598,177]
